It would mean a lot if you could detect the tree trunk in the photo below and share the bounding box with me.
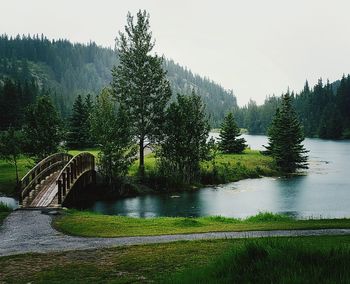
[139,137,145,178]
[14,155,19,186]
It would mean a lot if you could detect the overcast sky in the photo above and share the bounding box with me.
[2,0,350,105]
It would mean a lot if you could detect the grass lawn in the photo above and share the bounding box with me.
[67,149,100,158]
[1,236,350,283]
[0,156,32,196]
[54,211,350,238]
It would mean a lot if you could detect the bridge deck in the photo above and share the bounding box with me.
[26,172,59,208]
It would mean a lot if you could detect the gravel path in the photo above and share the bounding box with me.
[1,210,350,257]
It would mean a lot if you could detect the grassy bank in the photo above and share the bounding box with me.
[54,211,350,237]
[1,236,350,283]
[201,149,276,184]
[0,202,12,225]
[128,149,276,186]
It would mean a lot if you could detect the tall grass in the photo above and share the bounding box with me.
[168,238,350,283]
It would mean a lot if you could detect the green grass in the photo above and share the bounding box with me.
[1,236,350,283]
[54,211,350,238]
[128,153,156,176]
[0,201,12,225]
[0,156,31,196]
[168,237,350,283]
[67,149,100,158]
[201,149,276,184]
[128,149,276,188]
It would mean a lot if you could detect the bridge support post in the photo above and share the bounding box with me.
[70,165,74,183]
[67,168,71,189]
[57,179,62,205]
[62,173,66,196]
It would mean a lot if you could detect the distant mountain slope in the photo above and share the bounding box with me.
[0,35,236,126]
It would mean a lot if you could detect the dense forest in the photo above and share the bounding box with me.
[235,77,350,139]
[0,34,236,128]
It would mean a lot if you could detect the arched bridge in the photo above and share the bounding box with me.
[19,152,96,208]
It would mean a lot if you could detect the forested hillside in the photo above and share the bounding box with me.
[0,34,236,128]
[235,77,350,139]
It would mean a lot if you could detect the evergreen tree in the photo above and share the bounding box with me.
[23,95,61,162]
[264,93,308,173]
[218,112,247,153]
[158,92,211,184]
[84,94,94,147]
[90,88,137,184]
[111,10,172,176]
[67,95,86,148]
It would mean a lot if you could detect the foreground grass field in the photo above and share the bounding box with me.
[54,211,350,237]
[1,236,350,283]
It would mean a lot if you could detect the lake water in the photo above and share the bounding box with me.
[2,134,350,219]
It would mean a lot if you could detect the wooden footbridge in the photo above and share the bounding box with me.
[19,152,96,208]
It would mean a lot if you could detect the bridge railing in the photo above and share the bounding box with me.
[19,153,73,204]
[56,152,95,205]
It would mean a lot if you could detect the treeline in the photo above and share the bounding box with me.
[235,76,350,139]
[0,78,38,130]
[0,34,237,127]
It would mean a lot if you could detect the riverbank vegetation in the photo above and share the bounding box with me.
[1,236,350,283]
[54,210,350,238]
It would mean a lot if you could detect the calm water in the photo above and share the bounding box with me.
[2,134,350,219]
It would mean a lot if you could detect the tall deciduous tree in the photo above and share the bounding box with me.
[218,112,247,154]
[264,93,308,173]
[23,95,61,162]
[90,88,137,184]
[111,10,172,176]
[158,92,211,184]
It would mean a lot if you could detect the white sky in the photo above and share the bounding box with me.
[2,0,350,105]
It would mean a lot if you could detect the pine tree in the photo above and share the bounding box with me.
[67,95,85,148]
[264,93,308,173]
[84,94,94,147]
[111,10,172,177]
[23,95,61,162]
[67,94,91,149]
[218,112,246,153]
